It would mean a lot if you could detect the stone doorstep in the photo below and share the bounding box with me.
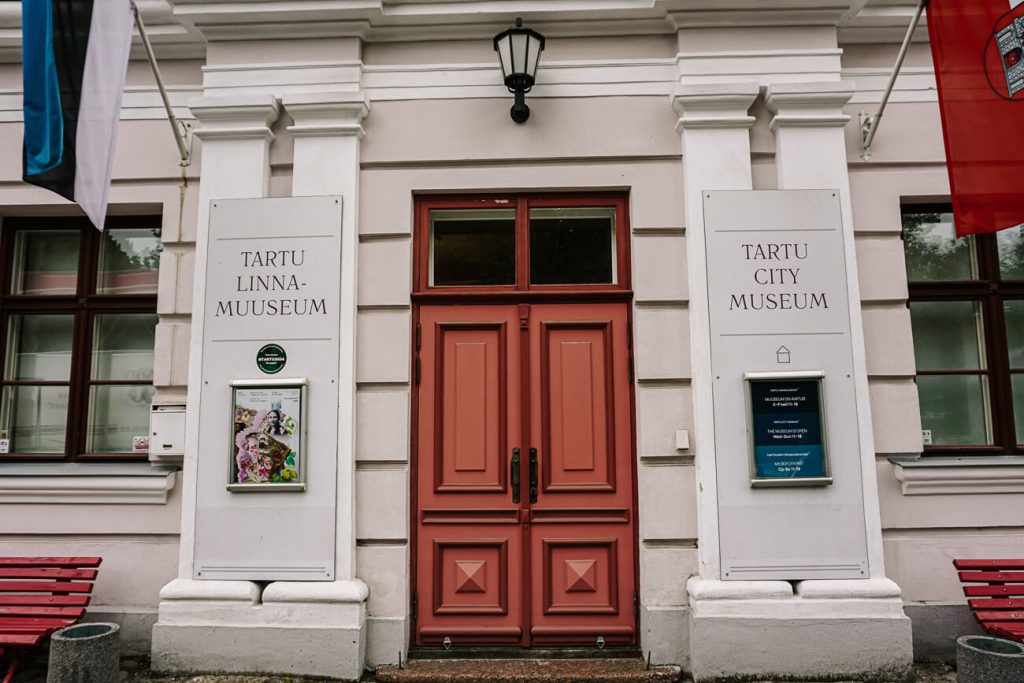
[373,658,682,683]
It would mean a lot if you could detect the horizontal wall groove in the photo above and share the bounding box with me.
[636,378,692,388]
[883,527,1024,537]
[361,154,681,171]
[356,461,408,471]
[357,381,410,390]
[633,301,688,310]
[641,539,698,549]
[358,304,412,312]
[632,227,686,236]
[356,539,408,547]
[639,455,695,466]
[359,233,412,242]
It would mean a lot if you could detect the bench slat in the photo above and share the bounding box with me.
[0,607,84,618]
[0,568,97,580]
[977,611,1024,621]
[954,559,1024,570]
[0,634,43,646]
[0,596,89,607]
[0,558,101,568]
[968,598,1024,610]
[964,585,1024,597]
[982,620,1024,630]
[0,617,77,629]
[959,571,1024,582]
[0,581,93,594]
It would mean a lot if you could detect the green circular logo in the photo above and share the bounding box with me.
[256,344,287,374]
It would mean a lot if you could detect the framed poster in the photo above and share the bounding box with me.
[745,371,832,488]
[227,378,307,492]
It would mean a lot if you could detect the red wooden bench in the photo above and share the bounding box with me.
[0,557,102,683]
[954,559,1024,643]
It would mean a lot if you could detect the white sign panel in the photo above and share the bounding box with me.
[704,190,869,581]
[194,196,342,582]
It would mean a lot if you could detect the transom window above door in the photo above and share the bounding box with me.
[417,195,629,292]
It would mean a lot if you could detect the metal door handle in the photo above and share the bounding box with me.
[529,447,538,504]
[511,448,521,503]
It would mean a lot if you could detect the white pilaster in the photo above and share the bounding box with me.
[152,94,288,672]
[285,92,370,583]
[169,94,279,582]
[765,81,886,579]
[672,83,759,583]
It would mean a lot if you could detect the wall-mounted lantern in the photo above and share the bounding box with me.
[493,17,546,123]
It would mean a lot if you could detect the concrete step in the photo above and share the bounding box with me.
[373,658,682,683]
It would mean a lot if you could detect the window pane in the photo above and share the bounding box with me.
[916,374,993,445]
[1014,375,1024,445]
[1006,300,1024,368]
[4,315,75,381]
[97,227,161,294]
[86,384,155,453]
[430,209,515,286]
[909,301,986,370]
[902,211,977,281]
[91,314,157,381]
[529,207,616,285]
[0,385,68,453]
[998,225,1024,280]
[10,230,79,295]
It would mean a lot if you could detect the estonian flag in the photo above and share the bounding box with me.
[22,0,134,230]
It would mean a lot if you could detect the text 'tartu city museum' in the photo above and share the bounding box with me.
[1,1,1022,680]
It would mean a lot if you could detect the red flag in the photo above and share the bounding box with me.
[928,0,1024,236]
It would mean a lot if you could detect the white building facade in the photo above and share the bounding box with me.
[1,1,1021,680]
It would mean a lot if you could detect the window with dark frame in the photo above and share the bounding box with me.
[902,206,1024,454]
[0,216,161,462]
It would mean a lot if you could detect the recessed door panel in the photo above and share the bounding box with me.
[436,323,508,492]
[540,322,616,492]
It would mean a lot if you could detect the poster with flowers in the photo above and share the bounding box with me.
[229,384,303,490]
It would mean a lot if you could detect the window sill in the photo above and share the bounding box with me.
[889,456,1024,496]
[0,463,178,505]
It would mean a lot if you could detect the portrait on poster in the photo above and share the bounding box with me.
[227,379,307,492]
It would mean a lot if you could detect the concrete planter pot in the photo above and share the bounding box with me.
[956,635,1024,683]
[47,622,120,683]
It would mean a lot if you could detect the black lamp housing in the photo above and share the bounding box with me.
[493,17,546,123]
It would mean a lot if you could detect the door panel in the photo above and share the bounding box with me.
[435,322,509,492]
[415,303,635,647]
[416,306,523,645]
[540,321,616,492]
[529,304,635,644]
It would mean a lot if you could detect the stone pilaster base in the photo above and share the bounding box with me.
[151,578,367,680]
[687,578,913,681]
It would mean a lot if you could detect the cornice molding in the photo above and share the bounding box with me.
[189,94,281,142]
[284,93,371,139]
[672,83,760,131]
[0,2,934,62]
[765,81,855,131]
[890,456,1024,496]
[0,464,177,505]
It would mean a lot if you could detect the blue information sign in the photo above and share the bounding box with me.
[747,375,831,487]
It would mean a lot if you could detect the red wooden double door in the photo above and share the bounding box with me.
[414,302,637,647]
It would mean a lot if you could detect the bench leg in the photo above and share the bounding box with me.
[2,651,23,683]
